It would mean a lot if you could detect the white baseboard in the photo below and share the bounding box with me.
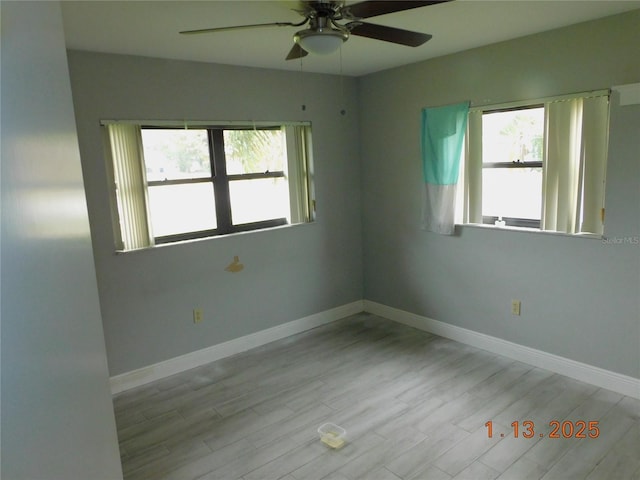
[364,300,640,399]
[111,298,639,399]
[110,300,364,394]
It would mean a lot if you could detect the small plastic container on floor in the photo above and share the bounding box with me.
[318,423,346,449]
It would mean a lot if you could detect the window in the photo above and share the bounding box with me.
[481,106,544,228]
[104,122,314,250]
[460,91,609,235]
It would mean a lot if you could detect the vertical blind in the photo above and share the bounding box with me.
[284,125,313,225]
[463,91,609,234]
[106,124,154,250]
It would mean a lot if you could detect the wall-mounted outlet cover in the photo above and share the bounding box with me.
[511,300,521,316]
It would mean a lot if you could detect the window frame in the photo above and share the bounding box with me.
[480,104,544,229]
[104,121,313,251]
[217,127,289,235]
[145,126,290,245]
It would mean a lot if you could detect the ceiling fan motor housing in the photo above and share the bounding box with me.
[294,16,349,55]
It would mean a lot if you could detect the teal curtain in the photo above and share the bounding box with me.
[422,102,469,184]
[421,102,469,234]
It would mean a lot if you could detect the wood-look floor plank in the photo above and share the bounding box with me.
[540,401,638,480]
[584,425,640,480]
[112,314,639,480]
[454,367,554,433]
[414,392,493,434]
[126,439,213,480]
[384,423,470,478]
[160,438,255,480]
[334,427,426,479]
[495,456,548,480]
[244,402,335,449]
[203,405,297,452]
[407,464,453,480]
[465,361,534,399]
[452,461,500,480]
[316,472,352,480]
[288,432,385,480]
[523,387,623,468]
[121,443,170,477]
[479,378,598,473]
[362,467,405,480]
[433,425,505,476]
[200,437,320,480]
[122,409,220,457]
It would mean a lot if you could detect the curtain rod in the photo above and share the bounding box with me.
[469,89,610,112]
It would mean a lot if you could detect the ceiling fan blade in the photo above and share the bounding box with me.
[344,1,450,20]
[348,22,432,47]
[180,22,299,35]
[286,43,309,60]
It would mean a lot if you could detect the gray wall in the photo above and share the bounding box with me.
[359,11,640,378]
[1,2,123,479]
[67,51,363,376]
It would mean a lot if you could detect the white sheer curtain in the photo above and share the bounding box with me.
[105,124,153,250]
[542,95,609,234]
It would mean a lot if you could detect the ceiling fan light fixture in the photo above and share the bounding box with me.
[294,28,348,55]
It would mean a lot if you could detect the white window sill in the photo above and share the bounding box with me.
[457,222,603,240]
[114,221,316,255]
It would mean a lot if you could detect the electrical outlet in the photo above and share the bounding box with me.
[193,308,204,324]
[511,300,521,316]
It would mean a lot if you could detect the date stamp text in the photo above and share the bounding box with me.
[485,420,600,439]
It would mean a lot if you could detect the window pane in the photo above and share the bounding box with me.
[229,178,289,225]
[482,167,542,220]
[148,183,216,237]
[141,129,211,181]
[483,108,544,164]
[224,129,286,175]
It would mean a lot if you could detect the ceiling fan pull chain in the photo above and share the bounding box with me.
[300,56,307,112]
[340,44,346,116]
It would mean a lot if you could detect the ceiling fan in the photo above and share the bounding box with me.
[180,1,451,60]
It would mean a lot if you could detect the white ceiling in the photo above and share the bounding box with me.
[61,1,640,77]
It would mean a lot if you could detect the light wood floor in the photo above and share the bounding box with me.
[113,313,640,480]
